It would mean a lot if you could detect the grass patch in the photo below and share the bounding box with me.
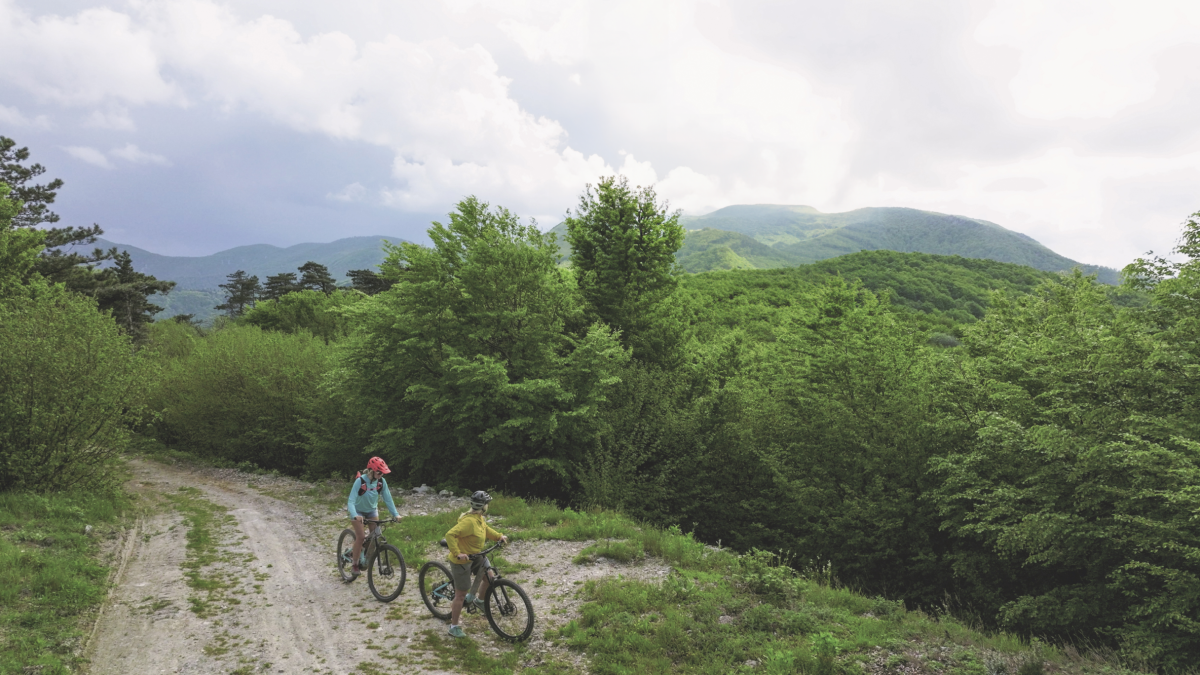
[0,489,128,674]
[164,486,244,617]
[413,629,576,674]
[573,539,644,564]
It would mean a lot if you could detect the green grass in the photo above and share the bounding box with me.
[396,496,1146,675]
[164,486,246,617]
[409,629,576,675]
[0,490,128,674]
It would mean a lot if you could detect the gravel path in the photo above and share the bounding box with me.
[82,459,670,675]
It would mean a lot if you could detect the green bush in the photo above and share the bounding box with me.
[0,284,150,491]
[149,323,328,474]
[240,288,363,344]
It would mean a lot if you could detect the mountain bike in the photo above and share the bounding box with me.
[336,518,406,602]
[419,539,535,641]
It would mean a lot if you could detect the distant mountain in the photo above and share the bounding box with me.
[95,235,407,291]
[548,205,1119,282]
[675,205,1121,283]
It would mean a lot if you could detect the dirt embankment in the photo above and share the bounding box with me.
[83,459,668,675]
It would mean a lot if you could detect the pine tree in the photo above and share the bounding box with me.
[90,251,175,340]
[0,136,114,286]
[216,270,261,317]
[298,261,336,294]
[347,269,393,295]
[262,272,300,301]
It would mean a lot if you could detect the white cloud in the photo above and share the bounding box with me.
[4,0,1198,267]
[0,103,49,128]
[976,0,1200,119]
[61,145,114,169]
[0,1,183,106]
[111,143,170,165]
[842,146,1200,267]
[85,107,136,130]
[488,0,855,210]
[328,182,367,202]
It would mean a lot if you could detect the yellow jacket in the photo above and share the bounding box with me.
[445,511,502,565]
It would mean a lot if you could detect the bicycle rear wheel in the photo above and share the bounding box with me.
[419,561,455,621]
[484,579,534,641]
[335,529,357,582]
[367,544,406,602]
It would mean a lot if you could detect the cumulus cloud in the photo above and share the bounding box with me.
[328,182,367,202]
[1,0,1197,266]
[61,145,114,169]
[0,103,49,128]
[111,143,170,165]
[0,1,182,106]
[85,107,136,130]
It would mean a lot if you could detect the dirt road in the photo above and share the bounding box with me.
[83,459,668,675]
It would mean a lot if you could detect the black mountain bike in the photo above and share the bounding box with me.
[419,539,535,641]
[336,518,406,602]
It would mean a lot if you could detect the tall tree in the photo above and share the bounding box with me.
[346,268,393,295]
[564,175,685,362]
[261,272,299,301]
[0,136,114,286]
[298,261,336,294]
[90,251,176,340]
[216,270,261,317]
[332,196,622,494]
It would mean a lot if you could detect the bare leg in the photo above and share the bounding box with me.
[450,588,467,625]
[351,518,366,569]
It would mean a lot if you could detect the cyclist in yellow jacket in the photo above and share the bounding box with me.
[444,490,507,638]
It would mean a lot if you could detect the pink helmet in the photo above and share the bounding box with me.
[366,456,391,474]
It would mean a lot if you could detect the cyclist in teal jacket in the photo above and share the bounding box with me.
[347,456,400,577]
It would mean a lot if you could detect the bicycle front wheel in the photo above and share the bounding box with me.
[419,561,455,620]
[485,579,534,641]
[335,529,357,582]
[367,544,406,602]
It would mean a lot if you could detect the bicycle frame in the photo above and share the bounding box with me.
[432,540,505,610]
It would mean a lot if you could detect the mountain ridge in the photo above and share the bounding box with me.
[674,204,1121,283]
[92,235,408,290]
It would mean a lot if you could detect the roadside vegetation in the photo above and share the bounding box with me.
[385,497,1146,675]
[0,491,128,674]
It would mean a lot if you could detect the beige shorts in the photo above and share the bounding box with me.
[449,557,486,593]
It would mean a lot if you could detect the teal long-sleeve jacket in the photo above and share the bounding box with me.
[347,475,399,520]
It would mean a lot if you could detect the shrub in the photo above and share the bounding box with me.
[0,284,150,491]
[149,324,328,474]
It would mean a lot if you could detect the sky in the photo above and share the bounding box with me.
[1,0,1199,268]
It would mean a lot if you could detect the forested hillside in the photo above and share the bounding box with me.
[6,148,1200,672]
[95,235,406,290]
[624,204,1120,281]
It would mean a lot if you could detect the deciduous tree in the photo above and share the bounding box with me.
[564,176,685,364]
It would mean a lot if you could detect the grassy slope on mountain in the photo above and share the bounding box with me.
[678,205,1121,283]
[676,228,797,271]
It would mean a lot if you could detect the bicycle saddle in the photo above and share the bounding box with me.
[439,538,448,548]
